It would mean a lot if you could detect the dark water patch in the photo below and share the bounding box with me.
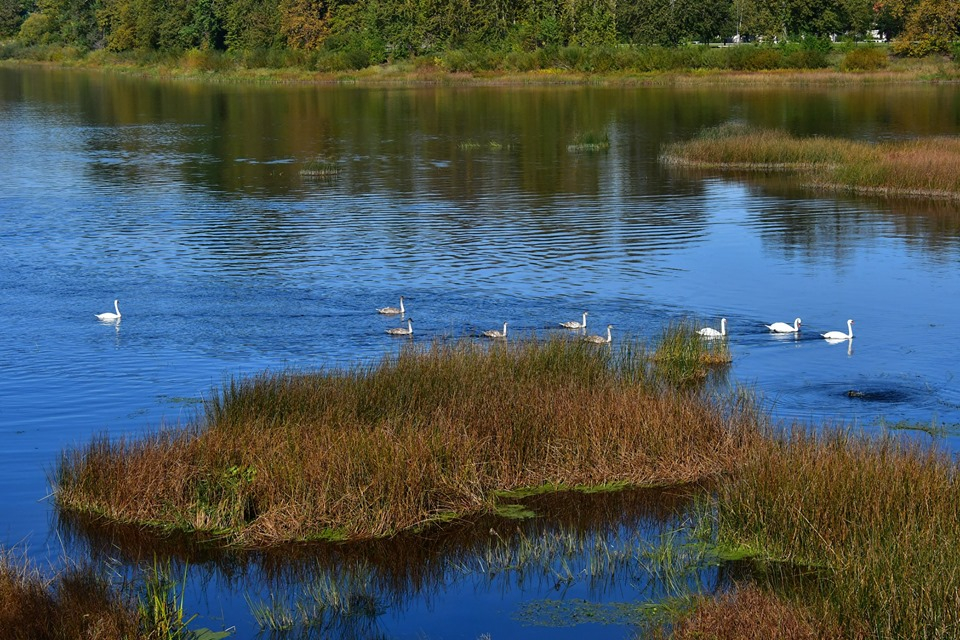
[844,387,915,403]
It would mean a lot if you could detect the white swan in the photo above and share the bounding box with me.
[583,324,613,344]
[377,296,405,315]
[386,318,413,336]
[560,311,588,330]
[482,322,508,339]
[766,318,802,333]
[822,319,854,341]
[698,318,727,339]
[95,299,121,322]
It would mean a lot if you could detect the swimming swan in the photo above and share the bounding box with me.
[766,318,802,333]
[583,324,613,344]
[95,299,121,322]
[482,322,508,339]
[560,311,588,330]
[822,319,854,341]
[386,318,413,336]
[698,318,727,339]
[378,296,405,315]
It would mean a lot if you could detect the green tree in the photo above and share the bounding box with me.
[838,0,876,38]
[31,0,100,46]
[565,0,616,46]
[279,0,328,49]
[181,0,225,49]
[674,0,734,42]
[0,0,32,36]
[890,0,959,54]
[224,0,280,50]
[617,0,676,45]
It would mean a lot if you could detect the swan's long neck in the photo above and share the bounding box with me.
[114,300,121,316]
[399,298,405,313]
[502,323,508,336]
[720,318,726,336]
[794,318,801,330]
[847,320,853,338]
[606,326,612,342]
[408,318,413,331]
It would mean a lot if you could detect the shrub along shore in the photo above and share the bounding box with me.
[662,123,960,201]
[3,42,958,86]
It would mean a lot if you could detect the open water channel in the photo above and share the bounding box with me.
[1,65,959,637]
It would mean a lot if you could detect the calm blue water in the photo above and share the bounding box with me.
[2,65,960,637]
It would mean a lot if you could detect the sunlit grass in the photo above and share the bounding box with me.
[661,123,960,200]
[55,334,751,546]
[708,427,960,638]
[651,320,732,387]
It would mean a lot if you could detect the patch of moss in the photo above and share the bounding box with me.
[494,503,537,519]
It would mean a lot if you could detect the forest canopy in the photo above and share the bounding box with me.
[1,0,958,64]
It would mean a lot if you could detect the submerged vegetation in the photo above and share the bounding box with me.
[661,123,960,201]
[54,332,748,545]
[568,130,611,152]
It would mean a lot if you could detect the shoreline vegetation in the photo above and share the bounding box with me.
[2,43,959,87]
[662,123,960,201]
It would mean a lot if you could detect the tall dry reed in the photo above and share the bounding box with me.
[714,427,960,638]
[0,549,140,640]
[56,336,755,546]
[662,124,960,200]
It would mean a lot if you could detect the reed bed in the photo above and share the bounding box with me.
[651,321,732,386]
[666,585,840,640]
[0,552,138,639]
[56,335,752,546]
[661,124,960,200]
[712,427,960,638]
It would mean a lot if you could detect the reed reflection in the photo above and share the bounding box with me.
[58,485,725,634]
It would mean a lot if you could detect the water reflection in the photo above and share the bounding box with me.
[58,486,721,636]
[823,337,854,356]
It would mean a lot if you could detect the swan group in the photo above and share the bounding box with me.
[368,297,855,350]
[95,299,121,322]
[94,294,856,352]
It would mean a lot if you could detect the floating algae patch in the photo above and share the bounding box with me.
[495,503,538,520]
[515,598,669,627]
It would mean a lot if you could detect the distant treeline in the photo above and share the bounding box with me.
[0,0,957,68]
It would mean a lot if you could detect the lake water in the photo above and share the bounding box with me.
[2,65,959,637]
